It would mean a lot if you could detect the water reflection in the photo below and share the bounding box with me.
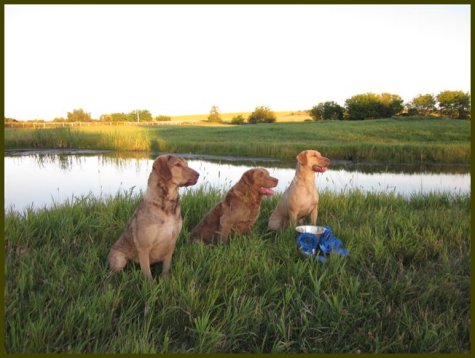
[4,151,471,212]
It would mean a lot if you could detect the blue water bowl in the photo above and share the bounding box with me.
[296,225,326,257]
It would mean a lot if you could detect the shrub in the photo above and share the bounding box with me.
[231,114,246,125]
[155,115,172,122]
[248,106,276,124]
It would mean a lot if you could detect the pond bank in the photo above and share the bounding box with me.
[4,119,471,164]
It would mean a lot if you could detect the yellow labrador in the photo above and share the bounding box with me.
[108,155,199,279]
[268,150,330,231]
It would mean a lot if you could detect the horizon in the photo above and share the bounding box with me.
[5,4,470,121]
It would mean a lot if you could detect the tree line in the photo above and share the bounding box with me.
[45,109,172,123]
[309,90,470,121]
[5,90,469,124]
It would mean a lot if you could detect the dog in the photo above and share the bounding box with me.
[108,154,199,279]
[190,168,278,244]
[268,150,330,231]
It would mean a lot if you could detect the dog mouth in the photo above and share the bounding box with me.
[184,176,199,187]
[259,187,275,196]
[312,164,329,173]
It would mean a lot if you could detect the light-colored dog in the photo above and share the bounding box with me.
[108,155,199,279]
[268,150,330,231]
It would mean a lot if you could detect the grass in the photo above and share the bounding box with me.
[4,188,470,353]
[4,117,471,164]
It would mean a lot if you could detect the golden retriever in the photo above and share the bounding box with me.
[268,150,330,231]
[108,155,199,279]
[190,168,278,244]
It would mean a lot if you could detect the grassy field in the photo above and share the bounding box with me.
[4,189,470,353]
[4,117,471,164]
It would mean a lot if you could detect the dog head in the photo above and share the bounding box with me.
[296,150,330,173]
[152,155,200,187]
[242,168,279,196]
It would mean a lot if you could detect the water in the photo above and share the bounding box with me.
[4,151,470,212]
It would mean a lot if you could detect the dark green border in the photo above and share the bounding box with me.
[2,2,472,356]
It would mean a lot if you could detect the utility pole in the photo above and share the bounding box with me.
[136,109,140,123]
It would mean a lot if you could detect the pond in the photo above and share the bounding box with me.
[4,150,471,212]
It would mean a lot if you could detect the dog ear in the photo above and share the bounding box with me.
[242,169,255,186]
[296,151,308,166]
[153,155,172,182]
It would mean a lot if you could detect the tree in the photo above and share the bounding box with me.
[112,113,128,122]
[99,114,112,122]
[309,101,344,120]
[248,106,276,124]
[407,94,436,116]
[379,93,404,118]
[345,93,403,120]
[208,106,222,123]
[436,90,471,119]
[127,110,153,122]
[67,108,92,122]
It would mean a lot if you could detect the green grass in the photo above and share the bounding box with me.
[4,189,470,353]
[4,117,471,163]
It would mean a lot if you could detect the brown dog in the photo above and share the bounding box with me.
[190,168,278,244]
[268,150,330,231]
[108,155,199,279]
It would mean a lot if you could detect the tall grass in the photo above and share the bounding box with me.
[4,189,470,353]
[4,117,471,163]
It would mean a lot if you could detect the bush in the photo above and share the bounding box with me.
[155,115,172,122]
[248,106,276,124]
[231,114,246,125]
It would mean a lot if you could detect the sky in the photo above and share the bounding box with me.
[4,4,471,121]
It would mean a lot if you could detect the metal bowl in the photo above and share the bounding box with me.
[295,225,326,237]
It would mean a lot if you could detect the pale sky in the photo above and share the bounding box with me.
[4,4,471,121]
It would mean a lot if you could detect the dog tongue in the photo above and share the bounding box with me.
[259,187,275,196]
